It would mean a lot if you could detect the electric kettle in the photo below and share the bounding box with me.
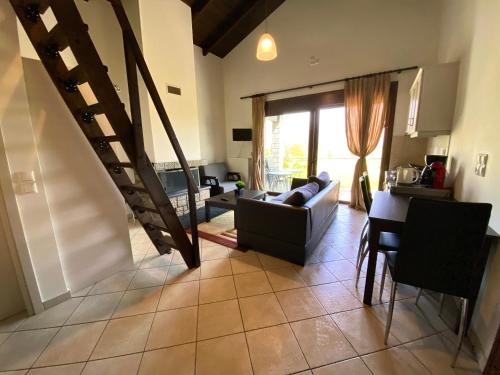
[396,166,419,185]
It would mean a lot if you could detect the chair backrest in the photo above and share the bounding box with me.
[200,163,227,182]
[359,175,372,213]
[394,198,492,298]
[362,171,372,198]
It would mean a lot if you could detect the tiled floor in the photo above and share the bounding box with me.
[0,205,482,374]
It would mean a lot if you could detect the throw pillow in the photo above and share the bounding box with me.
[283,182,319,206]
[271,190,292,203]
[308,171,330,191]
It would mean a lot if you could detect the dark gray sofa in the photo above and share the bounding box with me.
[236,180,340,265]
[199,163,241,196]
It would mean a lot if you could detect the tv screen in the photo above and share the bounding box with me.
[232,128,252,141]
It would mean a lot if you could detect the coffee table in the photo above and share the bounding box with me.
[204,189,266,222]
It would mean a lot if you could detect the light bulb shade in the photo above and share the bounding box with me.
[256,33,277,61]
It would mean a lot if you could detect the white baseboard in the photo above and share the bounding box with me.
[42,290,71,310]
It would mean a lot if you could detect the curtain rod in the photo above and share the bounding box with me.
[240,65,419,99]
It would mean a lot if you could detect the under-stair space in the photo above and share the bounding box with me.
[11,0,200,268]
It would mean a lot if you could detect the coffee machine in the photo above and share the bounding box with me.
[420,154,448,186]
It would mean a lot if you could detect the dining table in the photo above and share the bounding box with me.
[363,191,499,326]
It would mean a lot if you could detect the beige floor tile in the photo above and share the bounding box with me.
[196,333,253,375]
[412,294,450,332]
[158,281,199,311]
[293,264,337,286]
[234,271,273,297]
[140,253,173,269]
[266,267,306,291]
[230,254,263,274]
[1,370,27,375]
[246,324,308,375]
[332,308,399,355]
[170,250,186,265]
[129,267,168,289]
[0,332,10,345]
[404,333,481,374]
[0,313,27,333]
[291,316,357,367]
[89,271,136,295]
[197,299,243,340]
[199,276,236,304]
[165,264,201,284]
[0,328,58,371]
[28,363,85,374]
[17,298,83,330]
[35,322,106,367]
[91,314,154,360]
[65,292,123,324]
[146,307,197,350]
[139,343,195,375]
[239,293,286,330]
[312,357,371,375]
[71,285,93,297]
[362,346,431,374]
[201,244,229,260]
[112,287,161,318]
[82,353,142,375]
[200,258,233,279]
[370,300,436,343]
[228,248,255,258]
[324,260,361,281]
[276,287,326,321]
[257,253,295,270]
[311,282,363,313]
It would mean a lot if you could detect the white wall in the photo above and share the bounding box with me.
[194,46,227,163]
[0,2,68,303]
[438,0,500,367]
[4,0,133,300]
[138,0,201,163]
[22,59,133,293]
[222,0,443,175]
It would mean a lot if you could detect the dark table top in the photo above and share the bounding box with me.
[369,191,499,238]
[205,189,266,209]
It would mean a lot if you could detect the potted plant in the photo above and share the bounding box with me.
[235,180,245,196]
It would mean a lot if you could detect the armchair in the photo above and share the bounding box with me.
[199,163,242,196]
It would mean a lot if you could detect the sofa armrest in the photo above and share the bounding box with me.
[226,172,241,181]
[236,198,309,245]
[201,176,220,187]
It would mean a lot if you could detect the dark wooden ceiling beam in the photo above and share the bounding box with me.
[201,0,261,56]
[191,0,211,21]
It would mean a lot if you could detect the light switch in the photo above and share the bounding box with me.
[475,153,488,177]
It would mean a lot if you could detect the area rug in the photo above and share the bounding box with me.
[195,211,243,249]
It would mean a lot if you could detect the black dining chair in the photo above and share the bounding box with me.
[355,174,400,299]
[383,198,492,367]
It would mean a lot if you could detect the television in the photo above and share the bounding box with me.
[232,128,252,141]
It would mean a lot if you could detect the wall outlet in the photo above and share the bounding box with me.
[474,153,488,177]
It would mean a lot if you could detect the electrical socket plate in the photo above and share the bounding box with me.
[475,153,488,177]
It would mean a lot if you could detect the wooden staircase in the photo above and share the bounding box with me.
[11,0,200,268]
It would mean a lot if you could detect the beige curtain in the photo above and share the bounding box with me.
[250,95,266,190]
[345,74,391,209]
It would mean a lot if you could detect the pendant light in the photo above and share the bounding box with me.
[256,0,277,61]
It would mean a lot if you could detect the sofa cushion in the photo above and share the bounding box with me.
[284,182,319,206]
[308,171,330,191]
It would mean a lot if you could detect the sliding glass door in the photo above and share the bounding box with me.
[264,112,310,192]
[317,108,385,201]
[263,85,395,198]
